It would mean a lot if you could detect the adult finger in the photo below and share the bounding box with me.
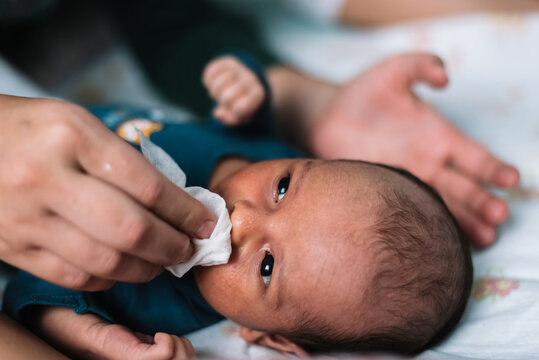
[385,52,449,91]
[25,215,162,283]
[76,122,216,239]
[0,243,113,291]
[449,132,520,188]
[433,167,509,225]
[442,198,497,248]
[48,171,195,266]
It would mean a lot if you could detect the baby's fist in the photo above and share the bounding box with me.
[202,56,265,125]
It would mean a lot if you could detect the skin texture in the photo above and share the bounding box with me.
[33,158,410,358]
[13,54,519,357]
[196,159,379,332]
[0,95,216,291]
[196,158,390,351]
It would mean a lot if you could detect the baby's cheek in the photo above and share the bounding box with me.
[194,264,252,318]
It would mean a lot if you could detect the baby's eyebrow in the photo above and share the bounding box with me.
[270,161,315,312]
[292,160,315,197]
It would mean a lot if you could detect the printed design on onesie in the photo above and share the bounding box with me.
[472,267,520,302]
[116,118,163,145]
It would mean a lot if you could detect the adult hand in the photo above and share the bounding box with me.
[310,53,519,247]
[0,95,216,290]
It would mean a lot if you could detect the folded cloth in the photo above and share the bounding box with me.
[139,132,232,278]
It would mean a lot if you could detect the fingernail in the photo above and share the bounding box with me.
[500,168,520,187]
[490,202,507,223]
[196,220,215,239]
[480,227,496,247]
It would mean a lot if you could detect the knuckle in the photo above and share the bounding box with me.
[140,178,165,208]
[45,119,79,151]
[175,236,193,263]
[10,161,43,190]
[63,270,93,290]
[143,265,162,281]
[96,250,123,276]
[121,214,150,249]
[180,202,205,231]
[165,234,191,265]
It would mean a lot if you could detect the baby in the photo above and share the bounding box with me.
[3,54,472,359]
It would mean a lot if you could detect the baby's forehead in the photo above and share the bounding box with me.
[281,223,375,330]
[270,161,395,331]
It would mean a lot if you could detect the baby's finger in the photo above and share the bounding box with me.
[202,56,237,86]
[206,70,237,100]
[231,87,265,119]
[219,81,249,108]
[433,167,508,225]
[449,132,520,188]
[213,106,240,125]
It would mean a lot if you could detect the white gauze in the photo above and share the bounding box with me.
[139,132,231,278]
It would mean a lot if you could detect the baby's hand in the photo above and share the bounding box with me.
[32,306,195,359]
[202,56,265,125]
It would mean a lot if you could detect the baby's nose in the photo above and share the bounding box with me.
[230,200,262,247]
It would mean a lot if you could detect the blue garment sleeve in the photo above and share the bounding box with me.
[3,271,223,336]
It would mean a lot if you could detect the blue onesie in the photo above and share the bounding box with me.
[2,54,303,337]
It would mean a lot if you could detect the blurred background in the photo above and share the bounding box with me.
[1,1,539,358]
[2,0,538,189]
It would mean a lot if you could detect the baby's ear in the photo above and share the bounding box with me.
[239,327,309,358]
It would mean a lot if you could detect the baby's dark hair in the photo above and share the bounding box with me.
[278,162,473,354]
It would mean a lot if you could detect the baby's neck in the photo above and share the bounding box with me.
[209,157,252,191]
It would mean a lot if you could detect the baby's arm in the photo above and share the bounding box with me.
[202,56,265,125]
[26,306,194,360]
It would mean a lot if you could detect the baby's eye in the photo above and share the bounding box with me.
[277,176,290,202]
[260,252,274,287]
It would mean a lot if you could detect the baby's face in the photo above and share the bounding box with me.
[194,159,382,334]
